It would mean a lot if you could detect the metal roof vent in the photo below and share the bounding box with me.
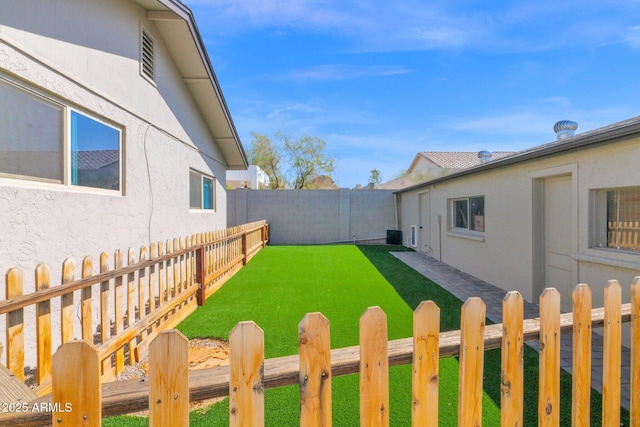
[553,120,578,140]
[478,150,492,164]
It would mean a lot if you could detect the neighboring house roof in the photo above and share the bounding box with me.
[413,151,516,170]
[396,115,640,194]
[378,150,517,190]
[132,0,247,170]
[76,150,118,170]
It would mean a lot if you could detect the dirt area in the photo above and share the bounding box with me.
[116,337,229,415]
[116,337,229,379]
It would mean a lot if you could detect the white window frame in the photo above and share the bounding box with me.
[447,195,486,241]
[591,186,640,254]
[0,76,123,194]
[450,196,485,232]
[190,169,216,211]
[69,109,122,192]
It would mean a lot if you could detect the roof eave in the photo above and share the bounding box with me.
[396,116,640,194]
[141,0,248,169]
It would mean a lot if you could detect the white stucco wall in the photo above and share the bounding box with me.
[398,137,640,306]
[0,0,232,365]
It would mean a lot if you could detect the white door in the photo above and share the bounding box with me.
[543,175,574,311]
[419,192,429,253]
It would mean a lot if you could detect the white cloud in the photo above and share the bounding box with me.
[540,97,571,108]
[444,111,553,135]
[185,0,640,53]
[624,25,640,50]
[269,64,411,82]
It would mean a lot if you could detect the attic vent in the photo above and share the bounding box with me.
[141,29,155,81]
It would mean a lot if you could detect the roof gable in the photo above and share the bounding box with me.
[415,151,516,170]
[134,0,247,169]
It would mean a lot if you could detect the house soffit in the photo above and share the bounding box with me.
[132,0,247,169]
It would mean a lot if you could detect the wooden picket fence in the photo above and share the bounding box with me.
[2,278,638,426]
[609,221,640,251]
[0,220,268,396]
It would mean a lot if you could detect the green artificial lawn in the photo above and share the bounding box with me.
[104,245,629,426]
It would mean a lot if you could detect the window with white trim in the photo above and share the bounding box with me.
[190,170,215,210]
[592,187,640,252]
[451,196,485,232]
[0,78,122,191]
[71,111,121,190]
[0,79,64,182]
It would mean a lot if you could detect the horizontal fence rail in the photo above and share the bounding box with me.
[1,277,638,426]
[0,220,268,396]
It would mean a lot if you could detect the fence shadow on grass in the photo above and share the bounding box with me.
[356,245,626,427]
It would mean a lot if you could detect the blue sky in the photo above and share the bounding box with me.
[183,0,640,188]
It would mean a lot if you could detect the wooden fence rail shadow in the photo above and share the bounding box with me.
[1,277,638,426]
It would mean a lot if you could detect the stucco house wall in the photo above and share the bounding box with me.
[0,0,246,364]
[397,121,640,311]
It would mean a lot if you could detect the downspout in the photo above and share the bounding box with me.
[438,214,442,261]
[393,193,399,230]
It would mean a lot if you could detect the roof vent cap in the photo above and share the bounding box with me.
[553,120,578,140]
[478,150,492,163]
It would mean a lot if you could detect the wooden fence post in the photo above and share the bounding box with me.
[137,247,148,349]
[458,297,486,427]
[572,284,592,427]
[179,237,186,294]
[6,268,25,381]
[149,243,157,312]
[127,248,138,361]
[35,263,52,386]
[412,300,439,427]
[242,232,248,265]
[196,246,206,306]
[539,288,560,427]
[299,312,332,427]
[149,330,189,427]
[100,253,113,376]
[501,292,523,427]
[603,280,621,426]
[81,256,93,342]
[138,246,147,319]
[229,321,265,427]
[157,241,166,306]
[60,259,75,344]
[631,277,640,427]
[360,306,389,427]
[113,250,125,373]
[52,340,101,426]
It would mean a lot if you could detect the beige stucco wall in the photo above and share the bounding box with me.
[0,0,231,364]
[398,137,640,306]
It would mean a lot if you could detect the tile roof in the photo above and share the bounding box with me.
[75,150,119,170]
[418,151,516,169]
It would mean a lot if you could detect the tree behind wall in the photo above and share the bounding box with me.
[248,131,336,189]
[249,132,286,189]
[281,133,335,189]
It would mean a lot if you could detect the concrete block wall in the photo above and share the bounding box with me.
[228,189,397,245]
